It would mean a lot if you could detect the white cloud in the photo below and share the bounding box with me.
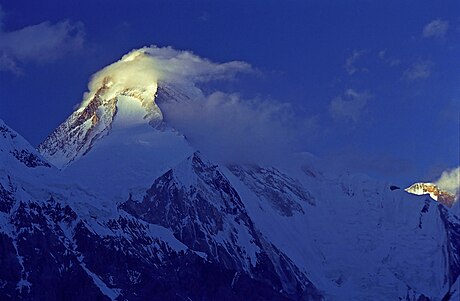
[139,46,252,83]
[329,89,370,123]
[80,46,252,108]
[402,60,433,81]
[435,167,459,196]
[423,19,449,38]
[160,91,316,164]
[344,49,367,75]
[0,6,84,73]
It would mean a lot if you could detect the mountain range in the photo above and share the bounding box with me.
[1,48,459,301]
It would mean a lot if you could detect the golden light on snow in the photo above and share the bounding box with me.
[77,46,251,111]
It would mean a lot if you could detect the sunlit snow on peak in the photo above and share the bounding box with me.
[405,182,457,207]
[78,45,251,110]
[405,182,439,200]
[121,49,145,62]
[112,96,153,129]
[79,50,160,110]
[72,45,253,132]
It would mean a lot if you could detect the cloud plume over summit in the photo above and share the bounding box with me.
[78,46,307,164]
[80,46,252,108]
[435,167,460,197]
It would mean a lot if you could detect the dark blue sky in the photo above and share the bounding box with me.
[0,0,458,185]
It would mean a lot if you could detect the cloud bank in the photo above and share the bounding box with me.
[160,91,314,164]
[422,19,449,38]
[0,6,84,73]
[435,167,460,196]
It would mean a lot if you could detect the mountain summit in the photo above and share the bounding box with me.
[406,182,457,207]
[38,49,184,168]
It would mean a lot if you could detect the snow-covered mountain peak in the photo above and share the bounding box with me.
[38,46,252,169]
[38,49,195,169]
[38,80,161,168]
[77,49,160,112]
[405,182,439,200]
[405,182,457,207]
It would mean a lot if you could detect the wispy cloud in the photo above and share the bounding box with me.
[344,49,367,75]
[140,46,252,83]
[0,6,84,74]
[402,59,433,81]
[435,167,460,197]
[329,89,370,123]
[422,19,449,38]
[160,90,317,164]
[80,46,253,108]
[378,50,400,67]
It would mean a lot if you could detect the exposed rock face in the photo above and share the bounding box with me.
[9,149,51,168]
[0,177,16,213]
[121,153,321,300]
[1,200,106,301]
